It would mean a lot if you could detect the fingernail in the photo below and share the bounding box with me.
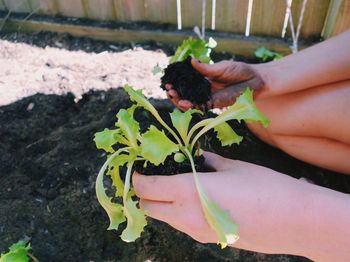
[165,84,172,90]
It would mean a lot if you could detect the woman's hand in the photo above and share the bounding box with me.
[133,151,350,261]
[166,59,265,111]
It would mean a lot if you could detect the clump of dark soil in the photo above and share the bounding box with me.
[134,154,205,176]
[161,57,211,107]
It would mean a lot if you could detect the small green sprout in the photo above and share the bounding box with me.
[0,240,37,262]
[255,47,283,62]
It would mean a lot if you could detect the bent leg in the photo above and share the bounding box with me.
[248,80,350,174]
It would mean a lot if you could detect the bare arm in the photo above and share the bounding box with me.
[255,30,350,98]
[133,151,350,261]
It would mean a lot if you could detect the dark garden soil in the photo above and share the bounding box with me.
[1,32,349,262]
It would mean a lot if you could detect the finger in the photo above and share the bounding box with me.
[202,151,230,171]
[167,89,180,106]
[178,100,193,111]
[133,173,189,202]
[191,58,227,78]
[164,83,173,90]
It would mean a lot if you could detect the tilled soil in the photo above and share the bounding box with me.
[1,32,349,262]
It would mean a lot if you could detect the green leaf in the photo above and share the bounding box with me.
[96,152,126,231]
[124,85,184,146]
[227,88,269,127]
[184,149,239,249]
[197,184,239,248]
[213,122,243,146]
[108,154,129,197]
[121,197,147,242]
[140,125,179,165]
[116,109,140,149]
[255,47,283,62]
[170,108,202,142]
[170,37,215,64]
[123,85,159,117]
[0,240,31,262]
[94,128,124,153]
[189,88,269,149]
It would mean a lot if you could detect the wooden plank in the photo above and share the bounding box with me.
[144,0,177,24]
[322,0,343,38]
[84,0,116,20]
[0,16,297,57]
[56,0,85,18]
[181,0,203,29]
[113,0,146,21]
[250,0,287,37]
[3,0,31,13]
[214,0,248,34]
[329,0,350,36]
[291,0,330,39]
[0,0,6,11]
[27,0,59,15]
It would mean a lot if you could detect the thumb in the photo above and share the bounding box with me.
[202,151,230,171]
[191,58,220,77]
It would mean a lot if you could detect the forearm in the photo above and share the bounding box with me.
[301,185,350,261]
[227,171,350,261]
[254,30,350,98]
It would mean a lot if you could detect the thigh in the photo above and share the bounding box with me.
[248,80,350,173]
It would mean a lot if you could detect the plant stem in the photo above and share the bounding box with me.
[189,106,245,150]
[123,163,134,203]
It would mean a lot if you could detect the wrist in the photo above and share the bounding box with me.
[251,62,277,99]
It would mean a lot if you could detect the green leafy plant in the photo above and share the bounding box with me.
[152,36,217,75]
[254,47,283,62]
[170,36,217,64]
[0,240,37,262]
[94,84,268,248]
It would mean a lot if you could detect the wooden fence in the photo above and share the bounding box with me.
[0,0,349,39]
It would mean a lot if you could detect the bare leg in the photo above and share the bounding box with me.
[248,80,350,174]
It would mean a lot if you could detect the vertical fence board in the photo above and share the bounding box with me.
[113,0,146,21]
[214,0,248,34]
[291,0,330,39]
[3,0,31,13]
[250,0,286,37]
[331,0,350,36]
[0,0,6,11]
[28,0,59,15]
[144,0,177,24]
[57,0,85,18]
[85,0,116,20]
[181,0,203,29]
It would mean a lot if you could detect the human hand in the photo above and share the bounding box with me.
[165,58,265,111]
[133,151,318,256]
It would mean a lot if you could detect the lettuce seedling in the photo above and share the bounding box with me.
[255,47,283,62]
[152,36,217,75]
[94,85,268,248]
[170,36,217,64]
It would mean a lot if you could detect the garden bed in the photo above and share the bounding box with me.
[1,32,349,262]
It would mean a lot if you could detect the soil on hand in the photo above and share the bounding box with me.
[1,32,349,262]
[161,57,211,107]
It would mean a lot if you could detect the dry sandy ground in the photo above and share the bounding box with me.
[0,39,169,106]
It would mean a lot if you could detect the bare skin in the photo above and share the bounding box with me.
[134,30,350,261]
